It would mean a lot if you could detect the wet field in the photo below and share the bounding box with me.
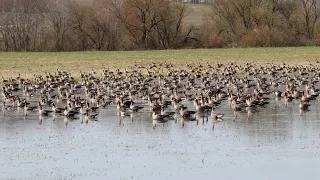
[2,60,320,180]
[2,98,320,180]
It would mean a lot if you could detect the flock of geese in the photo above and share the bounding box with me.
[1,61,320,128]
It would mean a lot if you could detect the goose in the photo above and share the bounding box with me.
[283,92,294,104]
[16,98,29,108]
[194,99,211,114]
[87,102,99,112]
[2,101,13,111]
[299,100,310,111]
[211,105,224,121]
[24,103,37,112]
[63,106,78,117]
[129,100,144,112]
[121,98,133,108]
[231,99,242,112]
[38,105,52,116]
[179,106,196,120]
[274,91,282,98]
[98,98,112,107]
[67,103,80,114]
[83,109,99,121]
[51,103,64,114]
[117,101,127,116]
[151,108,167,121]
[160,105,175,118]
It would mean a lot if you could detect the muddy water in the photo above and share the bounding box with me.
[1,99,320,180]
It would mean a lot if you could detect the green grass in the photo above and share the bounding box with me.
[0,47,319,78]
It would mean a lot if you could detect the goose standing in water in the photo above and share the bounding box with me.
[63,106,78,118]
[160,105,175,119]
[1,62,320,127]
[83,109,99,122]
[117,101,127,117]
[179,106,196,120]
[151,108,168,121]
[211,105,224,121]
[129,100,144,112]
[24,103,38,116]
[38,104,52,116]
[231,99,242,117]
[51,103,64,114]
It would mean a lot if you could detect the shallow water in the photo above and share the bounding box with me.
[1,97,320,180]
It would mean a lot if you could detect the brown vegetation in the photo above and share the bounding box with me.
[0,0,320,51]
[201,0,320,47]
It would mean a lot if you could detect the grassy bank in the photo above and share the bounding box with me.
[0,47,319,78]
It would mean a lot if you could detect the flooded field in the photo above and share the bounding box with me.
[2,62,320,180]
[2,99,320,180]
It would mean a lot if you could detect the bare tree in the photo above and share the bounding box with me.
[153,2,193,48]
[300,0,320,39]
[0,0,50,51]
[47,0,72,51]
[278,0,297,28]
[111,0,168,48]
[209,0,238,36]
[69,0,122,50]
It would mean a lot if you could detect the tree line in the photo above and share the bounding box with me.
[0,0,319,51]
[202,0,320,47]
